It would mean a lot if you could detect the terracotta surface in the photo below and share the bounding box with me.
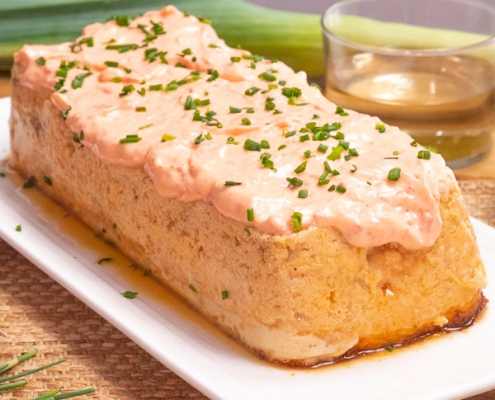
[1,74,494,400]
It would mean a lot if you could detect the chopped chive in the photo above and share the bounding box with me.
[286,177,303,187]
[278,144,287,150]
[229,106,242,114]
[260,152,275,170]
[245,87,261,96]
[410,140,418,147]
[112,76,122,83]
[260,140,270,149]
[388,167,401,181]
[208,43,220,48]
[418,150,431,160]
[247,208,254,221]
[43,175,52,186]
[384,344,395,352]
[339,141,350,150]
[281,87,302,99]
[284,130,296,138]
[243,139,261,151]
[60,106,71,120]
[393,150,400,156]
[139,123,153,130]
[36,57,46,66]
[327,145,344,161]
[265,98,276,111]
[230,56,241,62]
[244,227,251,236]
[241,117,251,126]
[258,72,276,82]
[294,161,307,174]
[335,106,348,116]
[119,134,142,144]
[15,225,21,232]
[149,84,163,91]
[225,181,242,186]
[97,257,112,265]
[121,291,138,299]
[336,184,347,193]
[0,172,5,178]
[298,189,308,198]
[349,148,359,157]
[135,106,147,112]
[194,134,205,145]
[184,95,196,110]
[375,123,386,133]
[334,131,345,140]
[221,290,229,300]
[106,43,139,53]
[367,181,372,185]
[304,150,311,159]
[71,72,92,89]
[119,84,135,96]
[104,60,119,68]
[189,284,197,293]
[161,134,176,141]
[299,134,310,142]
[350,164,358,173]
[317,144,328,153]
[207,69,219,82]
[428,146,438,153]
[205,132,213,140]
[290,212,303,232]
[318,169,330,186]
[137,88,146,96]
[310,82,322,90]
[226,137,239,145]
[22,176,36,188]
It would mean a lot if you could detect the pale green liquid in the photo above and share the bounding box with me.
[325,52,495,168]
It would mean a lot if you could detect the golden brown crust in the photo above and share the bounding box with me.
[8,62,487,366]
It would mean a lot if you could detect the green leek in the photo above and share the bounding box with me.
[0,0,323,77]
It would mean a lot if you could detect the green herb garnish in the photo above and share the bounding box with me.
[36,57,46,66]
[388,167,401,181]
[375,123,386,133]
[245,87,261,96]
[298,189,308,198]
[161,134,176,142]
[121,291,138,299]
[290,212,303,232]
[418,150,431,160]
[286,177,303,187]
[294,161,307,174]
[119,134,141,144]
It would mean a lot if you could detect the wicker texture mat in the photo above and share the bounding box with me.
[1,180,494,400]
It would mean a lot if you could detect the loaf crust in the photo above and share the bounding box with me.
[9,60,487,366]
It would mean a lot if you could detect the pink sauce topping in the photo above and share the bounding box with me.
[14,6,455,249]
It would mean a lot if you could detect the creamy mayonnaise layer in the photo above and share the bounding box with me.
[14,5,455,249]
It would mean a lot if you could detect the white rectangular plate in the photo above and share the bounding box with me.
[1,96,494,400]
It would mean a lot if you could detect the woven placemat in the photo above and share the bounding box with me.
[1,180,494,400]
